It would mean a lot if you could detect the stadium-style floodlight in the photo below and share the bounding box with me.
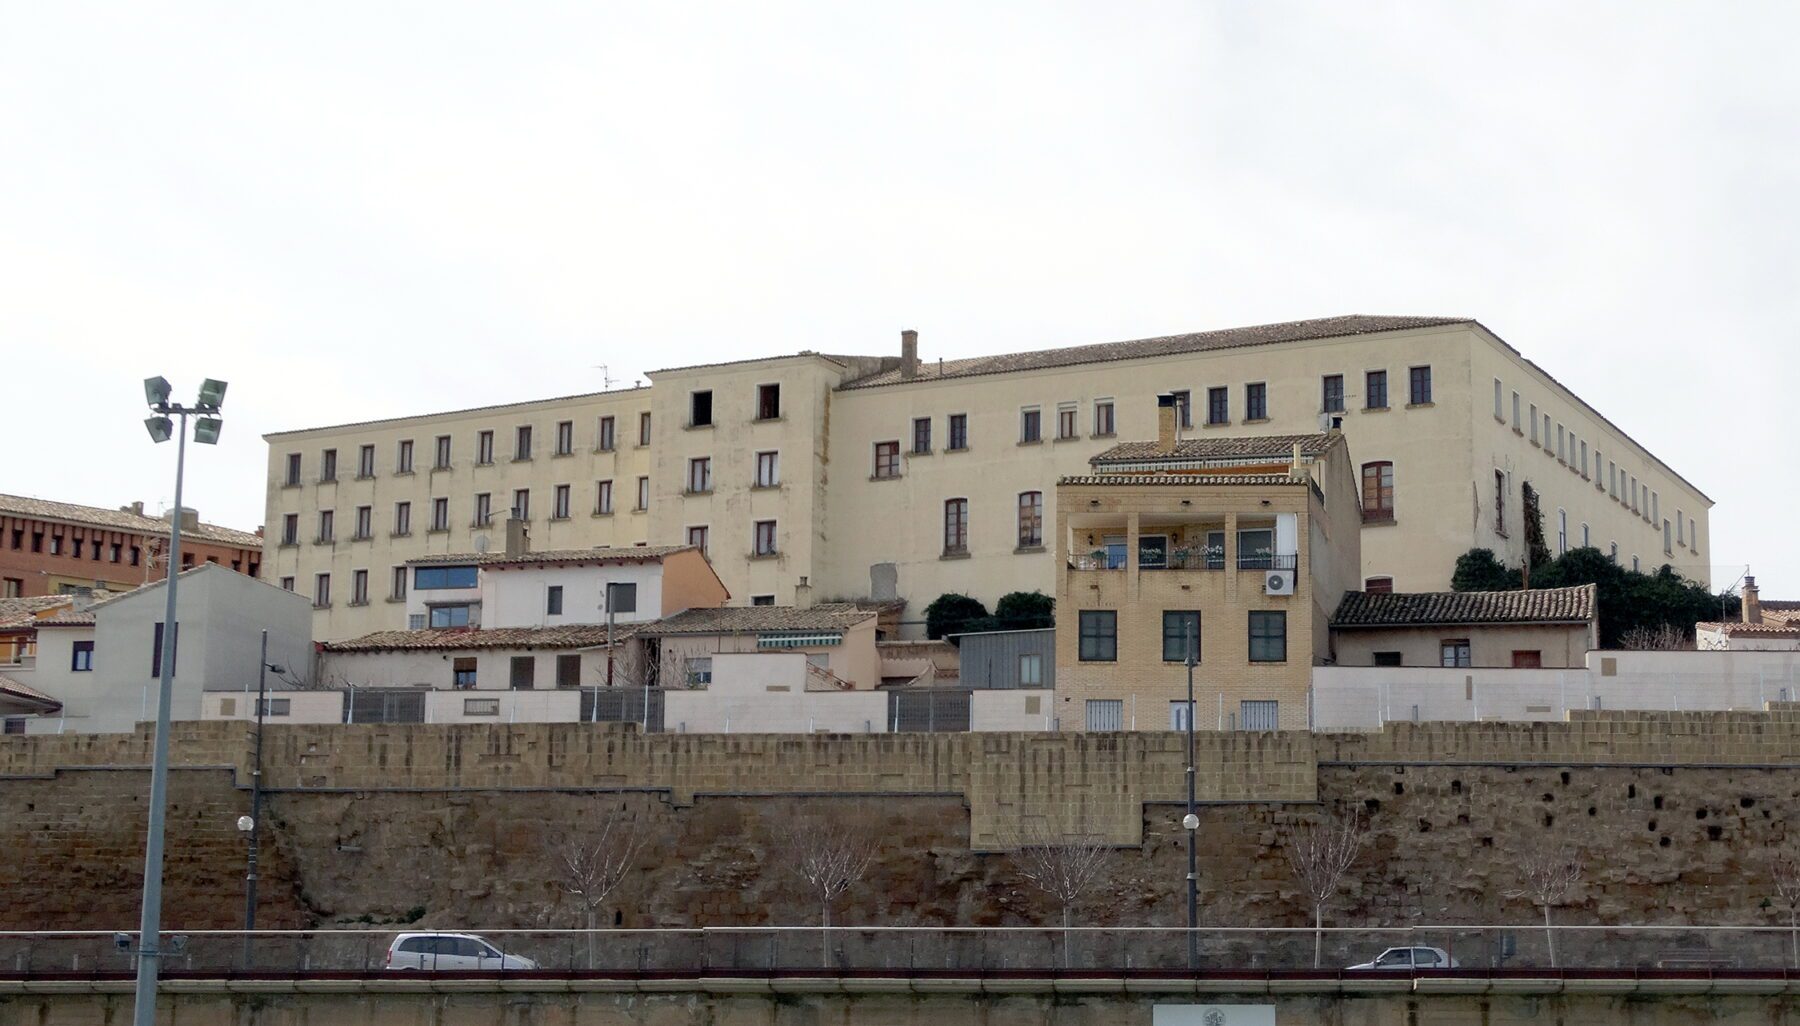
[131,376,227,1026]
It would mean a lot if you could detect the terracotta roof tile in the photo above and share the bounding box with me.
[1092,433,1337,465]
[407,545,696,567]
[0,673,60,713]
[0,494,262,548]
[1333,584,1597,627]
[0,597,75,630]
[636,604,875,636]
[1058,474,1304,487]
[1697,621,1800,637]
[324,623,645,653]
[840,315,1471,389]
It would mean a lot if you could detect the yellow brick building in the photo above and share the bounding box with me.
[1053,402,1361,731]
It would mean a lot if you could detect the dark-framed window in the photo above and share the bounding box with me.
[757,383,781,421]
[397,439,414,473]
[943,498,969,554]
[690,390,713,427]
[546,585,563,615]
[874,442,900,479]
[1365,370,1388,410]
[515,424,533,459]
[948,413,968,450]
[474,492,492,526]
[284,452,302,486]
[434,435,452,469]
[1020,408,1041,443]
[1361,461,1395,520]
[597,416,616,451]
[1373,651,1402,667]
[1248,611,1286,663]
[754,520,778,555]
[912,417,932,454]
[453,658,477,688]
[151,622,178,674]
[1017,491,1043,548]
[1093,400,1115,436]
[555,420,574,455]
[509,656,536,690]
[357,444,375,477]
[1206,387,1229,425]
[1440,639,1471,668]
[1364,576,1393,593]
[1409,365,1432,405]
[1078,611,1117,662]
[1170,390,1191,428]
[1322,374,1344,414]
[1245,382,1267,421]
[476,430,494,464]
[415,565,478,590]
[71,640,94,672]
[1162,611,1200,663]
[556,654,582,688]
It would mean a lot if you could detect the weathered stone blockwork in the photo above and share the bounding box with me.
[7,711,1800,933]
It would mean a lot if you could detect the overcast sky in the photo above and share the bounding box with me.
[3,3,1794,594]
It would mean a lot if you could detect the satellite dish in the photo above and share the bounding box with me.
[474,535,490,553]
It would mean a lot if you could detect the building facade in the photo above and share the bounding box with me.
[2,494,263,599]
[1052,417,1363,732]
[264,316,1712,640]
[1329,584,1599,669]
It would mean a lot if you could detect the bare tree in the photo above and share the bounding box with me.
[1507,846,1582,967]
[1282,807,1366,968]
[777,813,879,966]
[1769,842,1800,968]
[554,805,648,968]
[1618,624,1691,651]
[1013,832,1114,967]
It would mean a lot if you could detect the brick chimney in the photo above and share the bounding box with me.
[1743,575,1762,626]
[505,516,529,558]
[794,575,813,609]
[900,329,920,380]
[1155,393,1178,454]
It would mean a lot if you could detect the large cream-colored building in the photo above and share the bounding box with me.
[264,315,1713,640]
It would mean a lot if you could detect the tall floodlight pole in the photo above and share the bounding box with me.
[134,376,226,1026]
[1183,621,1200,970]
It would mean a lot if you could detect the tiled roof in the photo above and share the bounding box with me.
[408,545,696,567]
[0,674,61,713]
[36,611,96,628]
[1332,584,1597,627]
[0,494,262,548]
[0,596,74,630]
[1059,474,1304,487]
[324,623,645,653]
[839,316,1471,389]
[263,385,651,439]
[636,604,876,636]
[1092,433,1337,465]
[1697,620,1800,637]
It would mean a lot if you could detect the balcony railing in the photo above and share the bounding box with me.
[1069,550,1296,572]
[1238,552,1298,571]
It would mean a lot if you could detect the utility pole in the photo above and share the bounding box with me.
[242,630,269,967]
[1183,621,1200,970]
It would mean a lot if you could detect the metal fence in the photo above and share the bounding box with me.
[4,926,1798,976]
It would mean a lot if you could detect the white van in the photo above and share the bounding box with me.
[385,933,537,971]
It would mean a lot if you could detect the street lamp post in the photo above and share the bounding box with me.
[133,376,226,1026]
[238,629,285,968]
[1184,621,1199,970]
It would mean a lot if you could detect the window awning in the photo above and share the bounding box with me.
[757,633,843,649]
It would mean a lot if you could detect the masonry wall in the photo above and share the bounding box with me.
[9,713,1800,937]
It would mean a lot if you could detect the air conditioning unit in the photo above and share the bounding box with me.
[1264,570,1295,596]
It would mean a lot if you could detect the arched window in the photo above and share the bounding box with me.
[1016,491,1043,548]
[943,498,969,555]
[1360,462,1394,522]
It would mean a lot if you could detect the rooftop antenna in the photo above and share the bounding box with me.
[592,365,620,390]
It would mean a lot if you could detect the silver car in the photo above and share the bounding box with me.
[1346,946,1459,970]
[385,932,537,971]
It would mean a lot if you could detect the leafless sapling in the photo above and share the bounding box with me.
[1283,807,1366,968]
[1507,845,1582,967]
[1768,840,1800,968]
[1013,831,1114,967]
[555,805,648,968]
[777,813,879,966]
